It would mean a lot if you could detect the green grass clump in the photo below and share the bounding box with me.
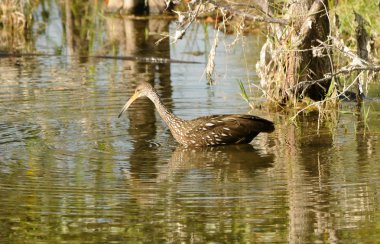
[334,0,380,43]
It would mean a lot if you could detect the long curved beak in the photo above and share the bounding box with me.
[118,92,140,118]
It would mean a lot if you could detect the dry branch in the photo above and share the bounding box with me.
[207,0,289,25]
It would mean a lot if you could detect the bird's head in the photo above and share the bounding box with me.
[118,82,155,118]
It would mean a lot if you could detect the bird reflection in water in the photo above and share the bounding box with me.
[123,143,274,207]
[156,144,274,182]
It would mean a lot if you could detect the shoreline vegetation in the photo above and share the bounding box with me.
[170,1,380,106]
[167,0,380,129]
[1,0,379,121]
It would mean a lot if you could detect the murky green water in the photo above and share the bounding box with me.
[1,1,380,243]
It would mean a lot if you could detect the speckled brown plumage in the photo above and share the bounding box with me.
[118,82,274,147]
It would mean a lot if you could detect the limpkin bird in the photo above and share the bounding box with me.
[118,82,275,147]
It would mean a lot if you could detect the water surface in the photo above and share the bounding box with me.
[1,1,380,243]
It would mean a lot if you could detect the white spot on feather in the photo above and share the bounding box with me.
[205,123,214,126]
[223,127,230,131]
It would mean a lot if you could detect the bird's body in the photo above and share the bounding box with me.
[118,82,274,147]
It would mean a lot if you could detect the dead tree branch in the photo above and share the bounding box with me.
[207,0,289,25]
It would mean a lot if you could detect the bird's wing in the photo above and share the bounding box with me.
[185,115,272,145]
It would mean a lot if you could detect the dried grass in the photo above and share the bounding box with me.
[0,0,27,30]
[0,0,31,50]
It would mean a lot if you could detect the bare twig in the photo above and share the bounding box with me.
[206,29,219,84]
[170,2,206,43]
[207,0,289,25]
[289,36,380,97]
[290,73,362,121]
[328,36,370,65]
[292,64,380,87]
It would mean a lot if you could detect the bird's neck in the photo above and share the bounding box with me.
[148,93,184,128]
